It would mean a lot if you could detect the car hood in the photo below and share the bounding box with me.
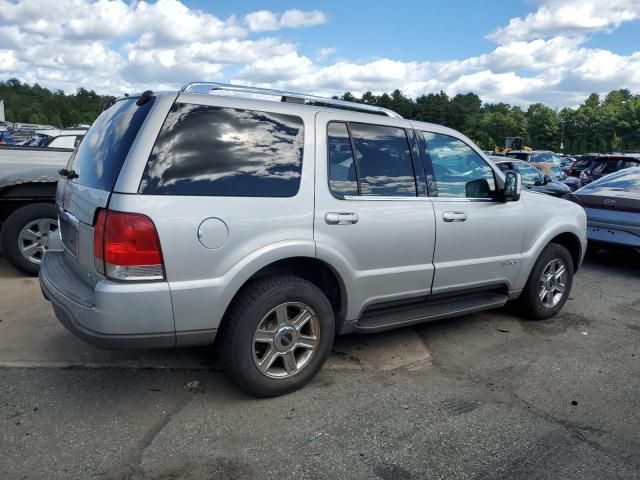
[524,181,571,197]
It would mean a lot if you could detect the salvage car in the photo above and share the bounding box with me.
[491,158,572,197]
[565,167,640,251]
[40,83,587,397]
[0,129,86,274]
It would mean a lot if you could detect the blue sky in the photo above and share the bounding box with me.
[0,0,639,107]
[207,0,532,62]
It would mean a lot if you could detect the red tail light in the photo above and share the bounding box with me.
[94,209,164,281]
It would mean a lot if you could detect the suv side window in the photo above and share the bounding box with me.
[327,122,417,197]
[140,103,304,197]
[327,122,358,197]
[421,131,496,198]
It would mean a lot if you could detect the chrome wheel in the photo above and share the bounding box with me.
[18,218,58,265]
[252,302,321,379]
[538,258,567,308]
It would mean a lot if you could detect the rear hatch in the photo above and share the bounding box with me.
[56,96,156,284]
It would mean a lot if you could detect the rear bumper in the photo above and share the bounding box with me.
[39,250,177,349]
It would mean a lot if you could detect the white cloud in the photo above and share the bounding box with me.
[488,0,640,43]
[245,9,326,32]
[0,0,638,108]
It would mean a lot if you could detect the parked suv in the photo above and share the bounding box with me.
[40,83,587,396]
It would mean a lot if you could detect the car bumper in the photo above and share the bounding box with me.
[39,250,177,349]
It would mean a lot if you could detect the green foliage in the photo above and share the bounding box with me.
[2,77,638,154]
[341,88,640,153]
[0,78,115,128]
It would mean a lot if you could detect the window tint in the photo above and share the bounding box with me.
[349,123,416,196]
[593,159,621,175]
[507,152,530,161]
[621,159,640,168]
[422,132,495,198]
[327,122,358,197]
[572,159,591,169]
[71,97,154,191]
[140,104,304,197]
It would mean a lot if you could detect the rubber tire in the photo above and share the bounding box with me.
[517,243,574,320]
[0,203,57,276]
[221,275,335,397]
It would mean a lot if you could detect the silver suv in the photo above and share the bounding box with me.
[40,83,587,396]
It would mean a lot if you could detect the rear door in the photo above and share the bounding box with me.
[56,96,159,282]
[314,112,436,319]
[415,127,526,294]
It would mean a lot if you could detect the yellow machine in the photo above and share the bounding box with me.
[494,137,532,155]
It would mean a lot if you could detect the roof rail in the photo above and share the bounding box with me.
[180,82,403,119]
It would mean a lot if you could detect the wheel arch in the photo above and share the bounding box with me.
[215,253,350,336]
[549,232,583,273]
[0,182,57,223]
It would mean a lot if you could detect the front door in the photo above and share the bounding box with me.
[314,112,436,320]
[415,127,526,294]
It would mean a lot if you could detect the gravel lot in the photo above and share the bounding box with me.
[1,248,639,480]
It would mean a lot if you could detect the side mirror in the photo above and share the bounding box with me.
[543,175,552,184]
[503,170,522,201]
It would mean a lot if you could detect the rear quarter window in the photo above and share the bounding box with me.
[139,103,304,197]
[70,98,154,191]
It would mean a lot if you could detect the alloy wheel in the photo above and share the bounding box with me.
[252,302,321,379]
[18,218,58,265]
[538,258,568,308]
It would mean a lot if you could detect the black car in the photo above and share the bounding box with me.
[491,158,572,197]
[575,154,640,186]
[567,153,601,179]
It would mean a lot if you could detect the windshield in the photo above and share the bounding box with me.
[517,163,542,183]
[69,97,154,191]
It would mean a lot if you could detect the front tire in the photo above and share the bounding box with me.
[1,203,58,275]
[517,243,574,320]
[221,275,335,397]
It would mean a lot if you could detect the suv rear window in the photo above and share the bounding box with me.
[139,103,304,197]
[70,97,154,191]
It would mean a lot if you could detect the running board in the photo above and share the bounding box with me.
[355,292,509,333]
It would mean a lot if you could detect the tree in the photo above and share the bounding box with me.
[527,103,560,150]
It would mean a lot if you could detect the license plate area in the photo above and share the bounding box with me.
[59,210,79,258]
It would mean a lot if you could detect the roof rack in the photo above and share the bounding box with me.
[180,82,403,119]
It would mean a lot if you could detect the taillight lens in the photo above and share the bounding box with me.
[94,209,164,281]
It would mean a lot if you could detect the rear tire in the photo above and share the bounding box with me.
[1,203,58,276]
[221,275,335,397]
[517,243,574,320]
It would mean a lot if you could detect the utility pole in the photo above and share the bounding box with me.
[560,120,565,152]
[0,100,5,123]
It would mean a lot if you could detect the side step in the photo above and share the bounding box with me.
[355,292,509,333]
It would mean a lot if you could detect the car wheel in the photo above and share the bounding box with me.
[0,203,58,276]
[221,275,335,397]
[517,243,574,320]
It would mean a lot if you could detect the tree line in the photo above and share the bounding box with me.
[0,78,114,129]
[1,77,639,154]
[339,88,640,154]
